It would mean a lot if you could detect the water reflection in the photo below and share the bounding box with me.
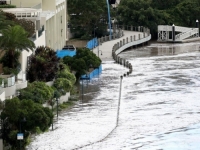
[121,42,200,57]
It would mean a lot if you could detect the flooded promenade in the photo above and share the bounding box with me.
[27,41,200,150]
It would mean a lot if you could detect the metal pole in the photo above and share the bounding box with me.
[56,98,58,119]
[116,75,123,125]
[20,122,21,150]
[106,0,112,40]
[81,80,83,106]
[52,103,53,130]
[93,27,95,49]
[172,24,175,42]
[196,20,199,37]
[98,45,99,57]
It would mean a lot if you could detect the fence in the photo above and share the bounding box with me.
[80,65,102,80]
[86,27,124,50]
[112,25,151,75]
[1,76,15,88]
[56,50,76,58]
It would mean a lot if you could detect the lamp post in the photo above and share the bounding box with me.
[172,24,175,42]
[18,118,26,150]
[81,79,83,107]
[56,97,59,119]
[51,100,53,130]
[97,43,103,57]
[196,20,199,37]
[54,91,59,119]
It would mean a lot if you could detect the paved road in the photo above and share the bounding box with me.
[92,30,144,61]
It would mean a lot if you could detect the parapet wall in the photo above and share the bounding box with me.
[111,26,151,76]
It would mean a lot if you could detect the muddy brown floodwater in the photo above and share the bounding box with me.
[28,42,200,150]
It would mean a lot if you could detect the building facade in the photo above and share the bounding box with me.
[0,0,68,98]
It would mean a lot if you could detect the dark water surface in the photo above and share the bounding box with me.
[28,42,200,150]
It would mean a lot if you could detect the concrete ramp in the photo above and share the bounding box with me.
[158,25,199,42]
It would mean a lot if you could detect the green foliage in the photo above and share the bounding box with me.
[15,19,35,37]
[1,10,35,37]
[63,48,101,79]
[19,81,54,104]
[56,65,76,85]
[27,46,60,82]
[172,0,200,27]
[68,0,108,39]
[53,78,73,94]
[0,10,14,30]
[0,100,4,110]
[0,98,53,149]
[151,0,182,9]
[117,0,200,38]
[59,101,74,109]
[0,5,16,8]
[0,50,21,75]
[0,25,35,72]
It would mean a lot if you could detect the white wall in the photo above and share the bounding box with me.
[0,89,5,101]
[45,0,67,50]
[20,31,45,72]
[11,0,41,7]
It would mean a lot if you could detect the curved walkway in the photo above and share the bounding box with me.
[93,30,150,62]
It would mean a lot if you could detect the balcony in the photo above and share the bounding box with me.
[2,8,41,20]
[0,71,27,99]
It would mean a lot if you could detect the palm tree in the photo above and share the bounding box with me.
[0,11,14,31]
[0,25,35,74]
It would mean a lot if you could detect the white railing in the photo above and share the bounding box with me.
[158,25,173,31]
[17,71,26,82]
[31,3,42,9]
[175,26,193,33]
[1,76,15,88]
[176,28,198,41]
[158,25,195,33]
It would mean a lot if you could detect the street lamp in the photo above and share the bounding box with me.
[97,43,103,57]
[18,117,26,150]
[54,91,60,119]
[80,72,90,106]
[196,20,199,37]
[51,99,54,130]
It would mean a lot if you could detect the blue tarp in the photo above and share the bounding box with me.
[80,64,102,80]
[56,50,76,58]
[86,38,98,50]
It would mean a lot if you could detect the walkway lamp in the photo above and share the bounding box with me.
[172,24,175,42]
[51,99,54,130]
[196,20,199,37]
[54,91,60,119]
[97,42,102,57]
[196,20,199,28]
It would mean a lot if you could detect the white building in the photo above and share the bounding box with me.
[0,0,68,99]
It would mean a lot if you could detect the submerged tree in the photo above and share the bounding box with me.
[63,47,101,79]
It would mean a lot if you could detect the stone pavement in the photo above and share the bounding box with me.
[92,30,144,62]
